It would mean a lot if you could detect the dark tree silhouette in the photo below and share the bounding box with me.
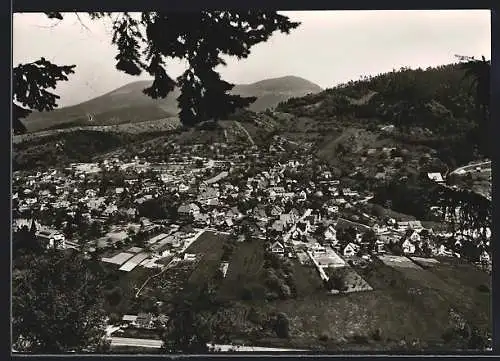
[161,284,220,353]
[14,12,300,131]
[274,312,290,338]
[12,252,109,353]
[13,58,76,134]
[460,56,491,156]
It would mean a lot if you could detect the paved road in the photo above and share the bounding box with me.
[109,337,307,351]
[449,161,491,175]
[110,337,162,348]
[209,344,307,352]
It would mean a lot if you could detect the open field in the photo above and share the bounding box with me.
[97,234,490,351]
[212,254,491,350]
[378,255,423,269]
[217,239,267,300]
[184,230,226,254]
[423,258,491,331]
[187,232,229,287]
[290,262,325,297]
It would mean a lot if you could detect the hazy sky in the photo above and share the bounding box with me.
[13,10,491,107]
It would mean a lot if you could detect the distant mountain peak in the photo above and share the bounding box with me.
[24,75,322,132]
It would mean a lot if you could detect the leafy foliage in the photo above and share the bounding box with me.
[12,251,109,353]
[274,312,290,338]
[277,62,489,157]
[460,56,491,156]
[21,12,299,129]
[161,284,222,353]
[13,58,76,134]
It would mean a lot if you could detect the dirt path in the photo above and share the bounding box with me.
[233,121,255,146]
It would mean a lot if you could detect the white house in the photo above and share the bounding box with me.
[402,239,416,254]
[408,230,421,243]
[437,244,453,256]
[36,229,66,249]
[480,251,490,263]
[427,172,444,183]
[122,315,138,325]
[343,243,358,257]
[178,203,200,217]
[375,239,385,253]
[324,225,337,241]
[270,241,285,254]
[310,243,327,256]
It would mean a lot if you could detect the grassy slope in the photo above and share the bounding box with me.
[215,255,490,350]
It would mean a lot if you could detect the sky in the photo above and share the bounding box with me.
[13,10,491,107]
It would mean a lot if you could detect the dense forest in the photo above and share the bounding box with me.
[277,64,486,158]
[277,64,477,133]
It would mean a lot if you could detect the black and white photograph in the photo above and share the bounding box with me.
[12,10,492,354]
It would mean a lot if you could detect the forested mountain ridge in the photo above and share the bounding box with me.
[22,76,322,132]
[277,63,479,137]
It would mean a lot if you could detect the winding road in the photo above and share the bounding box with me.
[449,161,491,176]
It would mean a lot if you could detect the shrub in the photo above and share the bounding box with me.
[353,334,370,344]
[108,312,122,324]
[319,333,329,342]
[265,273,281,289]
[104,286,123,307]
[241,287,254,301]
[275,313,290,338]
[279,284,292,299]
[247,307,264,325]
[265,292,280,301]
[372,328,383,341]
[477,284,490,293]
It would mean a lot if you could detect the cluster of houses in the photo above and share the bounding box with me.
[13,138,491,279]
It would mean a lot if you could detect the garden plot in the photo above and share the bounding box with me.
[296,251,311,265]
[186,231,228,287]
[313,249,346,268]
[141,260,199,303]
[326,267,373,294]
[378,255,422,269]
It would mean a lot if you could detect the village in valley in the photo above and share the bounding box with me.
[12,133,492,351]
[11,9,494,353]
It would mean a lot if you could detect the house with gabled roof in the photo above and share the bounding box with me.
[427,172,444,183]
[271,220,285,233]
[402,238,416,254]
[270,241,285,254]
[343,243,358,257]
[270,205,284,217]
[178,203,200,219]
[279,213,294,226]
[324,225,337,241]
